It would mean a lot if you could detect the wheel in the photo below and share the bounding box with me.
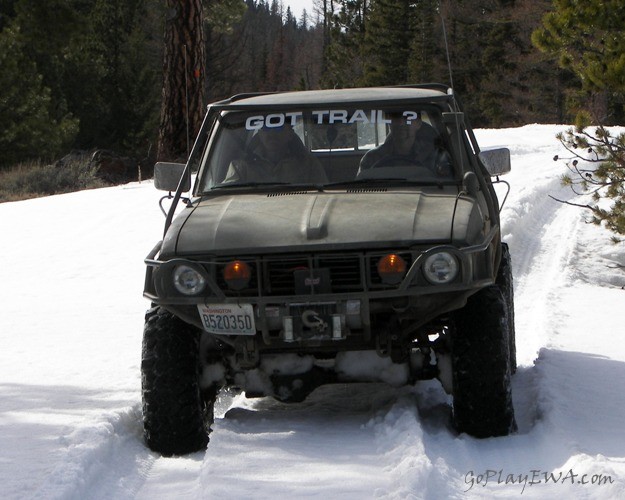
[451,286,516,437]
[141,307,215,456]
[496,242,516,372]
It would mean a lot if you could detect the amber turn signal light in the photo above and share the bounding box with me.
[377,254,407,285]
[223,260,252,290]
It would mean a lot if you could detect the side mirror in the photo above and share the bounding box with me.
[153,162,191,192]
[479,148,511,176]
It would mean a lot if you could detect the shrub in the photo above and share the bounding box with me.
[0,156,105,203]
[553,115,625,240]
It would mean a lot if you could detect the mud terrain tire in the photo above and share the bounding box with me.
[142,307,213,455]
[451,286,516,437]
[496,242,516,372]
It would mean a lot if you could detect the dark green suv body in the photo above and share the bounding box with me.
[142,85,516,455]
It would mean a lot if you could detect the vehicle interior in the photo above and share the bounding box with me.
[198,106,459,192]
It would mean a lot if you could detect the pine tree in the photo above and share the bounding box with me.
[6,0,90,143]
[157,0,206,162]
[205,0,248,100]
[555,117,625,238]
[80,0,160,152]
[534,0,625,237]
[407,0,442,84]
[2,0,160,159]
[504,0,572,125]
[532,0,625,122]
[321,0,369,88]
[0,25,78,167]
[361,0,414,86]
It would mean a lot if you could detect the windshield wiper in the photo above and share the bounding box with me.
[323,178,410,187]
[207,181,327,192]
[322,178,460,189]
[210,181,291,190]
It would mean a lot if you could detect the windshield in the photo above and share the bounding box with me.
[198,105,458,192]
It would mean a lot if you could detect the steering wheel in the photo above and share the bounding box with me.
[369,155,423,169]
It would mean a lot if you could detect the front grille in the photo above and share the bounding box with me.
[317,255,362,288]
[212,251,412,297]
[265,254,363,295]
[265,256,311,294]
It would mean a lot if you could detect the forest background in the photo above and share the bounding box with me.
[1,0,623,182]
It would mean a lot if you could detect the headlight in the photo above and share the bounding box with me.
[223,260,252,290]
[423,252,458,284]
[173,264,207,295]
[377,254,407,285]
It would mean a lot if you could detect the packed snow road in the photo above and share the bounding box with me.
[1,125,624,499]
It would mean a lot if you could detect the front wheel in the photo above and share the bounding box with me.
[496,242,516,372]
[451,286,516,437]
[141,307,214,456]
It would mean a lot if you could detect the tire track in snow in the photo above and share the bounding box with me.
[32,405,157,500]
[498,161,583,365]
[479,127,586,435]
[193,385,419,499]
[397,128,596,499]
[359,136,585,498]
[510,200,583,364]
[496,161,587,435]
[368,390,456,499]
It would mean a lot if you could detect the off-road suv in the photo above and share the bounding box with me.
[142,84,516,456]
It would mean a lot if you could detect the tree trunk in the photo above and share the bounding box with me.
[157,0,206,162]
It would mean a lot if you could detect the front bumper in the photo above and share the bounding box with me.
[143,227,499,346]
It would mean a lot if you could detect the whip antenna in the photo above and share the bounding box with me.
[184,44,190,158]
[437,1,467,208]
[439,6,455,94]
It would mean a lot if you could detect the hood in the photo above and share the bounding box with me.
[162,189,484,256]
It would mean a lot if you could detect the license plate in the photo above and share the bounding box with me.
[197,303,255,335]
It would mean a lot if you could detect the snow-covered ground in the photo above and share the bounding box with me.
[1,125,625,499]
